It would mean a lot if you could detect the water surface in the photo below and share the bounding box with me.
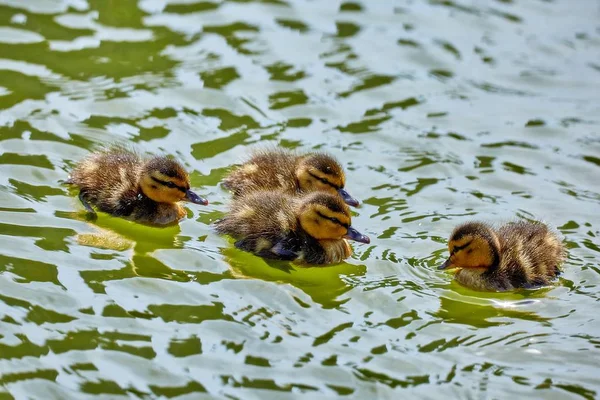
[0,0,599,398]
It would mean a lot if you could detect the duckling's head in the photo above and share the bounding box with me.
[439,222,500,271]
[297,192,370,243]
[139,157,208,205]
[296,153,359,207]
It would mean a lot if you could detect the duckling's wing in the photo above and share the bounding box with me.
[270,240,298,260]
[234,237,298,261]
[234,238,254,252]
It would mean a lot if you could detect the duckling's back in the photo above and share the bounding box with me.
[222,150,299,196]
[496,221,565,288]
[214,190,298,239]
[68,148,142,215]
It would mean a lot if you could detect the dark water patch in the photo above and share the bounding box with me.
[354,367,429,389]
[481,141,539,149]
[398,38,421,47]
[340,2,363,12]
[582,155,600,168]
[265,61,306,82]
[164,1,221,14]
[151,381,208,397]
[339,74,396,98]
[168,336,203,357]
[335,22,361,38]
[269,89,308,110]
[200,66,240,89]
[148,303,234,324]
[275,19,309,33]
[313,322,353,347]
[0,222,73,252]
[0,369,58,387]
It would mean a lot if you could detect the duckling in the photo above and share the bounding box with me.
[66,147,208,225]
[214,190,370,264]
[222,148,360,207]
[439,221,566,291]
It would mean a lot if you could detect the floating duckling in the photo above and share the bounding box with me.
[214,190,370,264]
[66,147,208,225]
[222,148,360,207]
[439,221,566,291]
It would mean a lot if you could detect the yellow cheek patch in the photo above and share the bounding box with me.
[300,203,351,240]
[451,236,494,269]
[297,167,314,190]
[311,219,346,240]
[316,181,338,194]
[299,212,323,239]
[151,188,184,203]
[329,224,347,238]
[141,175,186,203]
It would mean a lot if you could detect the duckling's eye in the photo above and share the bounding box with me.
[317,212,339,225]
[308,172,339,189]
[165,181,177,189]
[451,241,472,255]
[332,217,350,228]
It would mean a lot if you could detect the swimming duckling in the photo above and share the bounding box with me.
[214,190,370,264]
[222,148,360,207]
[66,147,208,225]
[439,221,566,291]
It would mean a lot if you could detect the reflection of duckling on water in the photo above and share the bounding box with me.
[222,148,360,207]
[439,221,566,291]
[214,190,370,264]
[66,147,208,225]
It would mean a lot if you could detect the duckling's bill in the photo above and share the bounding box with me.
[344,226,370,244]
[185,189,209,205]
[338,188,359,207]
[438,258,454,270]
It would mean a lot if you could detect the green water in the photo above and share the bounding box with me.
[0,0,599,398]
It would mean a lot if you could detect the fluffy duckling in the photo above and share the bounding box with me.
[214,190,370,264]
[222,149,360,207]
[66,147,208,225]
[439,221,566,291]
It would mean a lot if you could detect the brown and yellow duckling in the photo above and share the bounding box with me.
[439,221,566,291]
[214,190,370,264]
[66,147,208,225]
[222,148,360,207]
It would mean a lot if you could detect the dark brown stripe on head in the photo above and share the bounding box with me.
[151,176,187,193]
[307,171,341,190]
[316,211,349,229]
[451,240,472,255]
